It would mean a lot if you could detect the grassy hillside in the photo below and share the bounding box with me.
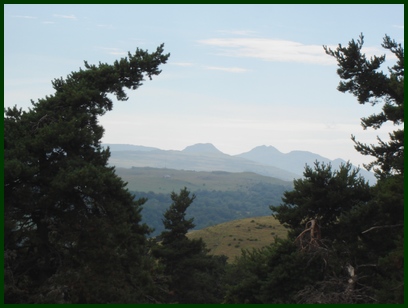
[116,166,291,193]
[187,216,288,262]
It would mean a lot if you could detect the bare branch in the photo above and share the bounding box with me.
[361,224,403,234]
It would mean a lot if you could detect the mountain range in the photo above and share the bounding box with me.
[103,143,377,184]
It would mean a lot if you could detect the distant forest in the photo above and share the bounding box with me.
[133,181,292,236]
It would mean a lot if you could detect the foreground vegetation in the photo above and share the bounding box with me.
[4,34,403,303]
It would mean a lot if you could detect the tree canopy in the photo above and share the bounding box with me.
[324,34,404,178]
[4,44,169,303]
[270,161,371,240]
[152,188,226,304]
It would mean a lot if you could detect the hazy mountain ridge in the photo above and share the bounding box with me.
[237,145,376,184]
[105,144,300,181]
[103,143,376,183]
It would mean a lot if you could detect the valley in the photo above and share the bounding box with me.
[115,167,292,236]
[111,143,377,237]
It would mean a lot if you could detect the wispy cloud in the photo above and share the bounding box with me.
[97,24,114,29]
[53,14,76,20]
[12,15,37,19]
[393,24,404,30]
[204,66,249,73]
[42,21,55,25]
[169,62,247,73]
[98,47,127,56]
[198,37,337,65]
[170,62,195,67]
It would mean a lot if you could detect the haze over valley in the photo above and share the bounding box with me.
[105,142,377,184]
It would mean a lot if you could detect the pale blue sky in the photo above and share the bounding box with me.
[4,4,404,168]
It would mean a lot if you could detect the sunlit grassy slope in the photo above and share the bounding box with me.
[187,216,288,262]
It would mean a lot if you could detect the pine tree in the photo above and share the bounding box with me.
[324,34,404,178]
[324,34,404,303]
[4,44,169,303]
[152,188,226,303]
[270,161,371,241]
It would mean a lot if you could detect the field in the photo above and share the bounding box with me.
[187,216,288,262]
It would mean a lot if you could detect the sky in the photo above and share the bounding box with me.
[4,4,404,168]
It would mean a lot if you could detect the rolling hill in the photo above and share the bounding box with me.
[187,216,288,262]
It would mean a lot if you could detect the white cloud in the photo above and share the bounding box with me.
[203,66,249,73]
[198,37,337,65]
[53,14,76,19]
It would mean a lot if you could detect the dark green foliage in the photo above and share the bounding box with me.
[324,34,404,178]
[292,175,404,303]
[270,161,371,240]
[151,188,227,303]
[322,34,404,303]
[160,188,196,245]
[4,45,169,303]
[351,175,404,303]
[267,161,403,303]
[223,239,324,303]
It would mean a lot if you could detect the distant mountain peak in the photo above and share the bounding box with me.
[182,143,223,154]
[250,145,282,153]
